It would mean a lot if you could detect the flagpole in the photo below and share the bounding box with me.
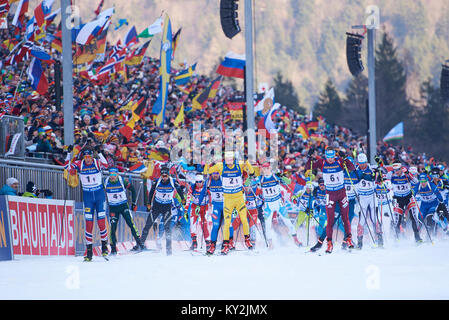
[61,0,74,146]
[244,0,256,163]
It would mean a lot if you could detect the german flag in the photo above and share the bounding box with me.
[192,76,222,110]
[297,122,309,141]
[118,96,147,140]
[125,40,151,66]
[148,149,170,161]
[74,26,109,64]
[50,31,62,53]
[306,121,318,132]
[226,101,244,120]
[171,27,181,60]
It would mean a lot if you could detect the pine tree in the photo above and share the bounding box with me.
[413,79,449,160]
[341,74,369,135]
[375,32,412,140]
[313,78,343,125]
[273,72,306,114]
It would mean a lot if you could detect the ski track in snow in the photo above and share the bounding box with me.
[1,239,449,300]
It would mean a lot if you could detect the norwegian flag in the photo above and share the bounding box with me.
[0,0,10,18]
[5,40,34,65]
[107,40,123,60]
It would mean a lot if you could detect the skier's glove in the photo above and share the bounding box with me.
[374,155,381,165]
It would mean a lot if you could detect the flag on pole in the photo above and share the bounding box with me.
[30,44,55,63]
[227,101,244,120]
[216,52,245,79]
[171,27,181,59]
[124,25,139,47]
[297,122,309,141]
[27,57,48,95]
[34,0,54,28]
[173,103,184,127]
[114,18,128,30]
[0,1,10,19]
[12,0,29,27]
[129,161,147,173]
[151,14,172,128]
[138,16,163,38]
[174,62,196,86]
[119,96,147,140]
[75,7,114,45]
[192,76,222,110]
[124,40,150,65]
[254,87,275,116]
[257,102,280,134]
[383,122,404,142]
[74,25,109,64]
[94,0,104,16]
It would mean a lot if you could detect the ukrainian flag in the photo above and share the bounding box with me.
[151,14,172,128]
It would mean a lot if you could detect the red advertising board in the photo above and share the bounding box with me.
[7,196,75,256]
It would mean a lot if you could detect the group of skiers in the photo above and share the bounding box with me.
[67,145,449,261]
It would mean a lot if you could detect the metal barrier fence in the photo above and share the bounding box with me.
[0,159,146,206]
[0,116,25,157]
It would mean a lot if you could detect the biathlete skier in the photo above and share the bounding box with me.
[305,147,356,253]
[68,148,109,261]
[104,168,143,255]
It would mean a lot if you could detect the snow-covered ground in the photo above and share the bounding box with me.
[1,236,449,300]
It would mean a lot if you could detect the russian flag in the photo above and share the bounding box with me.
[30,45,55,63]
[129,162,147,173]
[124,25,139,48]
[27,58,49,95]
[216,52,245,79]
[75,7,114,45]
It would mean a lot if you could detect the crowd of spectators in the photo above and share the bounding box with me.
[0,11,446,179]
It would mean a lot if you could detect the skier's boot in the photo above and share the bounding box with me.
[221,240,230,255]
[325,240,333,254]
[110,244,117,256]
[244,235,254,250]
[131,239,145,252]
[84,244,93,262]
[344,234,355,249]
[377,233,384,248]
[205,240,211,252]
[101,240,109,258]
[415,232,423,245]
[229,237,236,251]
[310,238,323,252]
[206,241,216,256]
[190,236,198,250]
[356,236,363,250]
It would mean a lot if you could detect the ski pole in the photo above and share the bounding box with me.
[134,181,143,210]
[376,158,400,238]
[404,174,433,244]
[294,197,327,231]
[343,161,376,245]
[247,178,269,247]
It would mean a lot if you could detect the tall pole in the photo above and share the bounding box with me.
[244,0,256,163]
[367,27,376,164]
[61,0,74,146]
